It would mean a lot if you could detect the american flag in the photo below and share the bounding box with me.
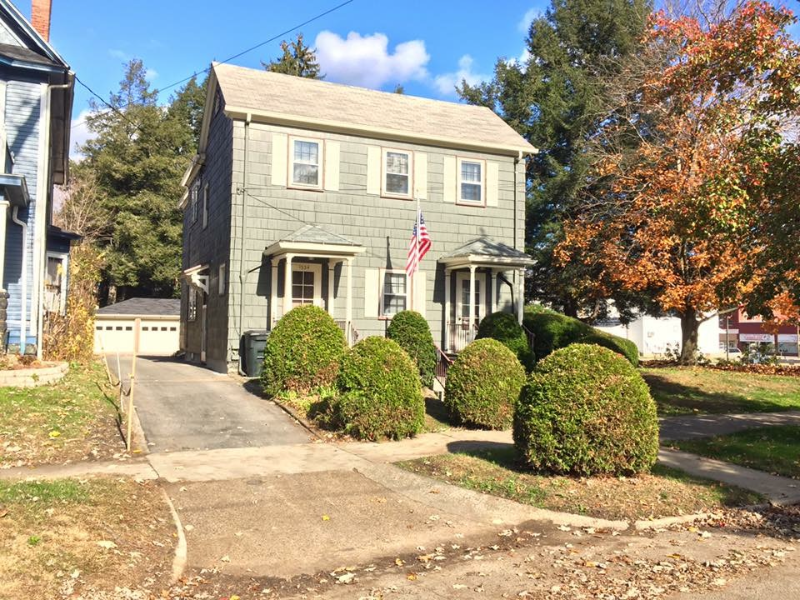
[406,211,432,277]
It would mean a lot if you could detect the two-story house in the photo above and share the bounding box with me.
[180,63,534,374]
[0,0,75,356]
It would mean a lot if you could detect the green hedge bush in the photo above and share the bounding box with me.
[334,337,424,440]
[261,305,347,397]
[523,307,639,366]
[386,310,437,387]
[476,311,534,369]
[445,338,526,430]
[514,344,658,476]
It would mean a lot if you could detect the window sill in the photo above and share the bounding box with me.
[287,185,324,193]
[380,193,414,201]
[455,200,486,208]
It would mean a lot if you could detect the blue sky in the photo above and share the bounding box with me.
[11,0,800,158]
[12,0,546,156]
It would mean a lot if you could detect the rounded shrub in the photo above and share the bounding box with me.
[261,305,347,397]
[514,344,658,476]
[386,310,437,387]
[334,336,424,440]
[476,311,534,369]
[582,332,639,367]
[445,338,526,430]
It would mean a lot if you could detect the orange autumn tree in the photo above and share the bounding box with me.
[557,2,800,363]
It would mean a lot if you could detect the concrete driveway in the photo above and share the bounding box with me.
[116,357,309,452]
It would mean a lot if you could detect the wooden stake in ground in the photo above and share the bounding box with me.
[126,318,141,453]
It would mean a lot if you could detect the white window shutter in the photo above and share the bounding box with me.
[271,133,287,187]
[324,141,340,191]
[486,161,499,207]
[413,271,426,318]
[443,155,456,203]
[367,146,381,195]
[364,268,379,318]
[414,153,428,199]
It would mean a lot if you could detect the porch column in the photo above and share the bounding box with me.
[345,258,353,345]
[469,264,477,332]
[283,254,294,316]
[328,261,337,319]
[517,268,525,324]
[490,269,498,314]
[269,260,278,328]
[444,268,451,352]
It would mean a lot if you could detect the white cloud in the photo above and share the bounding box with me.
[145,68,159,82]
[314,31,430,89]
[69,109,94,161]
[432,55,489,96]
[518,8,541,33]
[108,48,129,61]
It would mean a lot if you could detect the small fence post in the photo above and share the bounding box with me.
[125,318,141,453]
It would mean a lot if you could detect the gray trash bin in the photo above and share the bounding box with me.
[243,330,269,377]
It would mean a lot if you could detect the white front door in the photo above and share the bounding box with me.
[290,263,322,309]
[456,272,487,326]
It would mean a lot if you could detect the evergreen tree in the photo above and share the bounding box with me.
[79,59,199,301]
[264,34,323,78]
[458,0,651,319]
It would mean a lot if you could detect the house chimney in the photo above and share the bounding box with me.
[31,0,52,42]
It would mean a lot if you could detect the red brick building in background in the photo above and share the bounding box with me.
[719,308,799,356]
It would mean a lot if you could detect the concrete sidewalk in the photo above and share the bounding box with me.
[660,410,800,441]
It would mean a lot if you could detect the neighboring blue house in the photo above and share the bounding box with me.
[0,0,75,356]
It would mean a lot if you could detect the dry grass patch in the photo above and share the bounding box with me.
[0,477,174,599]
[399,447,762,521]
[0,362,123,468]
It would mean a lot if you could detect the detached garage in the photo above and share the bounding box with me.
[94,298,181,356]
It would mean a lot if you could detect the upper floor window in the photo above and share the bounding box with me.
[202,183,209,230]
[191,179,201,222]
[458,158,484,205]
[290,137,323,189]
[380,271,408,317]
[383,149,412,199]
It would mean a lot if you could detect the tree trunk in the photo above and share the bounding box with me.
[679,309,699,364]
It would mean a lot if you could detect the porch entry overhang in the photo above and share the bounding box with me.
[439,236,534,353]
[182,264,210,294]
[263,225,365,344]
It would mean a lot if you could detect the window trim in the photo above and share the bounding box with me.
[379,269,409,319]
[381,147,414,200]
[202,183,209,229]
[188,288,197,322]
[191,179,200,222]
[288,136,324,191]
[456,157,486,207]
[218,263,226,295]
[44,251,69,315]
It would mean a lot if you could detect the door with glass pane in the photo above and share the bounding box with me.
[456,273,486,325]
[290,263,322,309]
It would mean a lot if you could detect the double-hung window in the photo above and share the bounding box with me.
[202,183,209,229]
[380,271,408,317]
[383,149,412,198]
[290,137,323,188]
[191,179,200,222]
[188,288,197,322]
[458,158,484,205]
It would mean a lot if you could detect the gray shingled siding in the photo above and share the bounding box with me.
[180,103,233,372]
[210,119,525,371]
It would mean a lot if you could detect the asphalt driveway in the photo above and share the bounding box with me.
[116,357,309,452]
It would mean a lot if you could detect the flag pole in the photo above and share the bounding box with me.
[413,197,420,311]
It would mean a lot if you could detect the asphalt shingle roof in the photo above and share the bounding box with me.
[97,298,181,316]
[213,63,535,155]
[440,237,533,261]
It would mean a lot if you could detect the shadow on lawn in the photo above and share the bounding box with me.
[643,372,794,415]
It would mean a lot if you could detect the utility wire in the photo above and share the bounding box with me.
[71,0,355,130]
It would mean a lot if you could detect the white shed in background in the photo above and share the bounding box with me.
[595,312,719,357]
[94,298,181,356]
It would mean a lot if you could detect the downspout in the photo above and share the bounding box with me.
[11,206,27,355]
[237,115,250,372]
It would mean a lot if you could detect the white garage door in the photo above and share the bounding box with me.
[94,317,180,356]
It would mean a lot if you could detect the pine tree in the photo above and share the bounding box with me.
[458,0,651,319]
[78,59,199,301]
[264,34,323,78]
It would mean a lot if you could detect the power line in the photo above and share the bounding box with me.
[71,0,355,130]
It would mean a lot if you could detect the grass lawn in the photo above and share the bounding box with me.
[0,478,174,599]
[399,447,762,521]
[0,362,124,468]
[642,366,800,416]
[673,425,800,479]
